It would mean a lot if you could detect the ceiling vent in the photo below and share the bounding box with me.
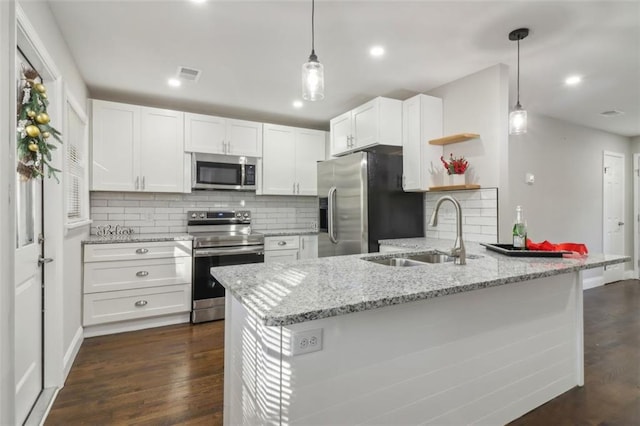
[599,109,624,117]
[176,66,201,82]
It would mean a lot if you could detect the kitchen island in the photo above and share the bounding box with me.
[213,239,628,425]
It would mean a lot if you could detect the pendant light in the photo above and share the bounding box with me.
[509,28,529,135]
[302,0,324,101]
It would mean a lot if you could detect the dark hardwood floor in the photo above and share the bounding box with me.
[46,280,639,425]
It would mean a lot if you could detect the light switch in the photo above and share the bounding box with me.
[525,173,535,185]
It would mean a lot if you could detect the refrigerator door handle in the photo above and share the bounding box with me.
[328,186,338,244]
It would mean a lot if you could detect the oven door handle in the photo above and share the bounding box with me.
[194,246,265,257]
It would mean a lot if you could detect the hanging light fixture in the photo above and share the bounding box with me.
[509,28,529,135]
[302,0,324,101]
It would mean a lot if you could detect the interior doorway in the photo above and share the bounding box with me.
[602,151,625,283]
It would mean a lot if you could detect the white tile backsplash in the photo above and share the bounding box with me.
[91,188,498,242]
[90,191,318,235]
[424,188,498,243]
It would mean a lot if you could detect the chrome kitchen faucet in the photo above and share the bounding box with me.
[429,195,466,265]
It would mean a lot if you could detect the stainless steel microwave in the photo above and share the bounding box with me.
[191,153,257,191]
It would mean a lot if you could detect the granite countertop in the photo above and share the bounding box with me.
[256,229,319,237]
[211,238,629,327]
[83,233,193,244]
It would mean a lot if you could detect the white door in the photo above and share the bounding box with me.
[262,124,296,195]
[227,119,262,157]
[603,151,625,283]
[14,170,43,425]
[295,128,326,196]
[139,107,184,193]
[91,100,138,191]
[184,112,227,154]
[352,99,378,149]
[329,111,352,156]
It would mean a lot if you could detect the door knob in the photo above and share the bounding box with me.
[38,256,53,266]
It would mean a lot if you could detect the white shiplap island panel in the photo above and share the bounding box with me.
[215,239,628,425]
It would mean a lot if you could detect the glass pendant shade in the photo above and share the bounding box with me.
[302,54,324,101]
[509,104,527,135]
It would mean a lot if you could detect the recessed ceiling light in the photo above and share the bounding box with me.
[168,78,181,87]
[370,46,385,57]
[293,100,303,108]
[565,75,582,86]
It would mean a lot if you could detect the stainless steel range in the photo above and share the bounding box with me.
[187,210,264,323]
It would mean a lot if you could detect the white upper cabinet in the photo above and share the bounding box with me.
[91,100,186,193]
[185,112,262,157]
[330,97,402,157]
[262,124,326,196]
[401,94,443,192]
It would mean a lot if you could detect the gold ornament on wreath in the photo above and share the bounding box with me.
[16,67,62,181]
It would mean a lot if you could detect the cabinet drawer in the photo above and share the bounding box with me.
[264,236,300,251]
[83,284,191,326]
[84,257,192,294]
[84,240,191,262]
[264,249,299,264]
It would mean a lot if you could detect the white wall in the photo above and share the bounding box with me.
[427,64,510,240]
[632,136,640,152]
[508,113,633,279]
[1,2,17,423]
[18,0,89,387]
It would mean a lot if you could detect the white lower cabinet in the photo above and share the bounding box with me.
[264,235,318,263]
[299,235,318,259]
[83,240,192,335]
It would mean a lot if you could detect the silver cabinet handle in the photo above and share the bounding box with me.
[142,176,146,190]
[134,300,148,307]
[277,241,287,246]
[136,271,149,277]
[135,176,140,190]
[38,256,53,266]
[135,248,149,254]
[297,183,300,194]
[618,221,625,226]
[301,238,305,250]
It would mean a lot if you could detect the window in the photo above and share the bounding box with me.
[64,92,90,227]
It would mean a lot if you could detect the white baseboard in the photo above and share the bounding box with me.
[582,276,604,290]
[83,313,190,338]
[62,327,83,381]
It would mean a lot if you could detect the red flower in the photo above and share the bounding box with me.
[440,153,468,175]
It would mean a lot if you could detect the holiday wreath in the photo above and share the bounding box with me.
[16,68,62,181]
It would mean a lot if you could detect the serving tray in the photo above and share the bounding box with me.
[480,243,571,258]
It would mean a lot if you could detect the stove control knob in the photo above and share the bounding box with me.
[200,213,205,218]
[191,213,197,219]
[243,212,250,218]
[236,212,242,218]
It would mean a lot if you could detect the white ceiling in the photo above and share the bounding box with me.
[47,0,640,137]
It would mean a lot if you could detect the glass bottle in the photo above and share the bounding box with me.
[512,205,527,249]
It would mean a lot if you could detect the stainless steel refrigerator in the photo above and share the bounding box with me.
[318,151,424,257]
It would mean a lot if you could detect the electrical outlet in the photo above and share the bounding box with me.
[291,328,323,356]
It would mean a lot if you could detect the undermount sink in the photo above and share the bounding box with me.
[363,251,481,267]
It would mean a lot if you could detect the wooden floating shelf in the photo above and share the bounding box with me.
[429,133,480,145]
[429,184,481,192]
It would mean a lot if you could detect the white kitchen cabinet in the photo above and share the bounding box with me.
[330,97,402,157]
[299,235,318,259]
[184,112,262,157]
[82,240,192,335]
[91,100,186,193]
[401,94,443,191]
[262,124,326,196]
[264,235,318,263]
[264,235,298,264]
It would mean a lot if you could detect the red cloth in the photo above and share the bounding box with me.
[526,239,589,256]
